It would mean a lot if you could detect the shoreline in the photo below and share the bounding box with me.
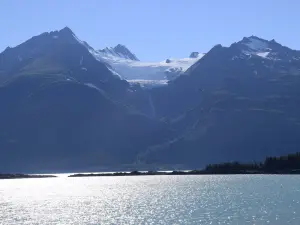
[0,174,57,179]
[2,170,300,179]
[68,170,300,177]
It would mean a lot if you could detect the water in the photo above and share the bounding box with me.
[1,175,300,225]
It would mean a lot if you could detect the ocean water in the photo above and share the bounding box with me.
[1,175,300,225]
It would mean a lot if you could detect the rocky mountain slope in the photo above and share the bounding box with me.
[0,27,170,172]
[144,36,300,167]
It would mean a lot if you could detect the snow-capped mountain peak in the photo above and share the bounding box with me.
[236,36,272,58]
[114,44,139,61]
[98,44,139,61]
[244,36,268,51]
[229,35,300,61]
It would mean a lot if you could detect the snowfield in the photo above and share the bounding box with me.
[90,48,204,85]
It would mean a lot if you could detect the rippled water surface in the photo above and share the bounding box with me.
[1,175,300,224]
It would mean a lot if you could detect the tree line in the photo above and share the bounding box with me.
[205,152,300,174]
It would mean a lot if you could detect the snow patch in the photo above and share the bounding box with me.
[81,67,87,71]
[128,79,168,88]
[256,52,270,58]
[84,83,100,91]
[245,37,268,51]
[53,36,59,39]
[128,79,168,85]
[240,38,273,59]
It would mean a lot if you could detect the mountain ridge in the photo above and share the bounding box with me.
[99,44,139,61]
[145,34,300,167]
[2,28,300,171]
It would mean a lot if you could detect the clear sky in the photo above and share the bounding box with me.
[1,0,300,61]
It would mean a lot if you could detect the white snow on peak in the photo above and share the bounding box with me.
[241,37,271,59]
[245,37,268,51]
[100,47,137,61]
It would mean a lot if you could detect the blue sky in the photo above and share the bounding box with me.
[1,0,299,61]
